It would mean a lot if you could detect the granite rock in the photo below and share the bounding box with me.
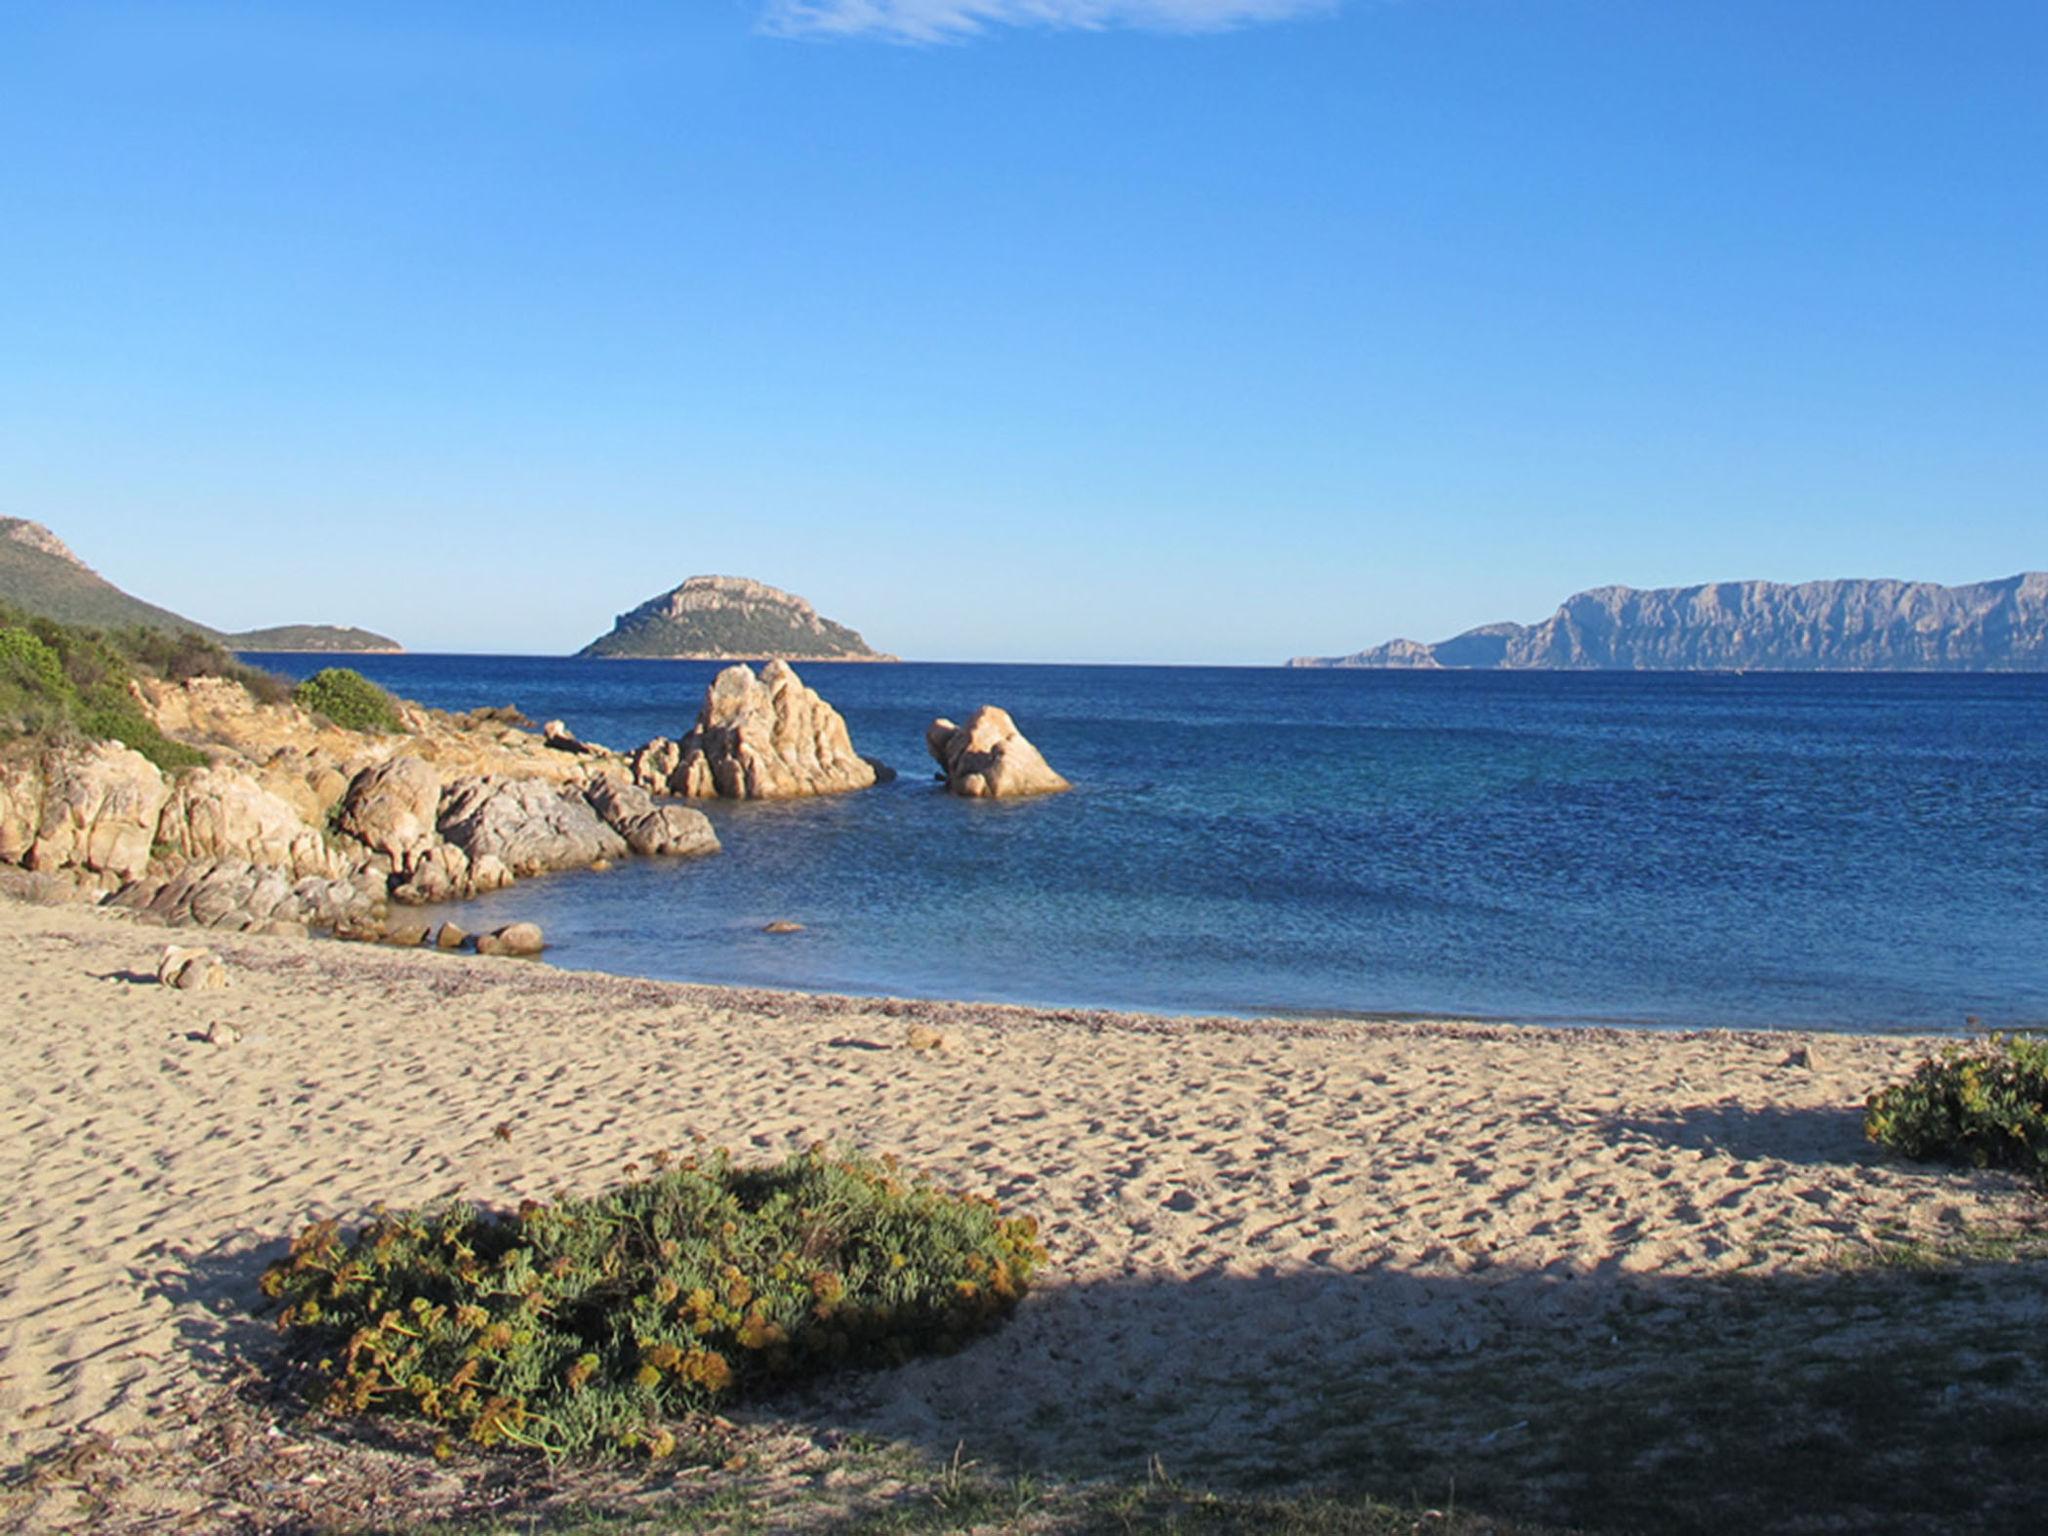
[925,707,1070,799]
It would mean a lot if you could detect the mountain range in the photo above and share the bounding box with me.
[1291,574,2048,672]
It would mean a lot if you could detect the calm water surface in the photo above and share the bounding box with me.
[246,655,2048,1033]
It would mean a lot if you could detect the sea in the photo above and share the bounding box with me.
[243,654,2048,1035]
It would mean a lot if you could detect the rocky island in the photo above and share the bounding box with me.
[1291,572,2048,671]
[579,575,896,661]
[230,624,403,653]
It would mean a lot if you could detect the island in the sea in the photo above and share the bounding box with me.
[1,517,400,652]
[579,574,896,661]
[1291,572,2048,671]
[229,624,403,653]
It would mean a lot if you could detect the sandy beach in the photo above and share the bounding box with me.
[0,897,2034,1531]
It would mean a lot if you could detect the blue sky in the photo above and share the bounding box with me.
[1,0,2042,661]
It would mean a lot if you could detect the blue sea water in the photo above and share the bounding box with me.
[245,654,2048,1033]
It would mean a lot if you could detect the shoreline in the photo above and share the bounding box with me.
[577,651,901,663]
[3,894,2027,1504]
[392,886,1997,1038]
[230,647,405,656]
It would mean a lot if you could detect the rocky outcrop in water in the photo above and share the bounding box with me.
[582,776,721,857]
[636,661,884,800]
[436,776,630,878]
[1289,573,2048,672]
[926,707,1070,799]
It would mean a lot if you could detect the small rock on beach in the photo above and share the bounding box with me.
[474,922,546,957]
[157,945,228,991]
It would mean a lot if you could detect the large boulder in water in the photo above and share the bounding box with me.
[654,661,880,800]
[437,775,628,876]
[582,775,721,857]
[925,707,1069,799]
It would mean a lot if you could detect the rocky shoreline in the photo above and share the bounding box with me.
[0,658,1069,948]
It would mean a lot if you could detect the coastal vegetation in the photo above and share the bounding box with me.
[290,665,402,733]
[0,516,218,638]
[1867,1034,2048,1180]
[260,1147,1044,1458]
[0,602,285,772]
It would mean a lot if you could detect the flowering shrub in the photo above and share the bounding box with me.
[260,1147,1044,1457]
[1866,1034,2048,1181]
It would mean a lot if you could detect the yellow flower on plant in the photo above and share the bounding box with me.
[683,1350,733,1393]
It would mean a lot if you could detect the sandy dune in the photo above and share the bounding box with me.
[0,899,2023,1521]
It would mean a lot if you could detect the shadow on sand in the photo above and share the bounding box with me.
[152,1119,2048,1536]
[1602,1101,1878,1166]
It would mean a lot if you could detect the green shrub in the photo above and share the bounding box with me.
[293,667,400,733]
[1867,1033,2048,1181]
[0,626,67,696]
[0,604,292,768]
[117,625,294,704]
[73,697,207,772]
[0,626,73,739]
[0,619,205,770]
[260,1147,1045,1458]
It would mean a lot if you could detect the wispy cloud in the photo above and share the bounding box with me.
[760,0,1339,44]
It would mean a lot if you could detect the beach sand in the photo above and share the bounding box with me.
[0,898,2030,1530]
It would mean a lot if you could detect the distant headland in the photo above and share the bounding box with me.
[231,624,403,654]
[0,518,403,653]
[579,575,896,662]
[1290,573,2048,672]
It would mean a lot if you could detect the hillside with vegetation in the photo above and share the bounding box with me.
[0,518,222,639]
[580,575,894,661]
[0,518,402,654]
